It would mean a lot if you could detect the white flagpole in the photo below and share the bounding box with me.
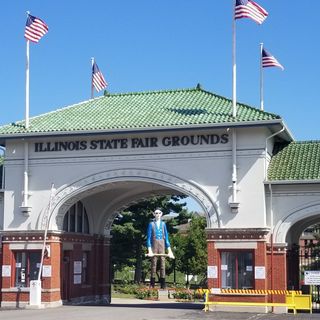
[231,0,238,211]
[91,57,94,99]
[232,1,237,118]
[23,11,30,214]
[260,43,264,111]
[25,18,30,128]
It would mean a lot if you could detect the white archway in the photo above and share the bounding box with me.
[40,168,221,232]
[273,201,320,244]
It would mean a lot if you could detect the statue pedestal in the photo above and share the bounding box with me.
[158,289,169,301]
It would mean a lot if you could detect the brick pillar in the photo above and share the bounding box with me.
[207,240,219,289]
[1,243,11,289]
[254,242,268,290]
[267,243,287,303]
[100,236,111,303]
[41,239,62,303]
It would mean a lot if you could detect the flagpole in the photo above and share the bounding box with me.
[231,0,238,211]
[25,13,30,129]
[260,43,264,111]
[91,57,94,99]
[23,11,30,215]
[232,1,237,118]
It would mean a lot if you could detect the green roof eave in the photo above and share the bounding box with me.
[264,179,320,185]
[0,119,291,142]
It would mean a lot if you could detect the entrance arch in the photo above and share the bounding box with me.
[41,168,221,232]
[273,201,320,244]
[280,203,320,310]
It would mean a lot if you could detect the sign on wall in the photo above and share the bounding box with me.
[73,261,82,274]
[74,274,81,284]
[33,133,229,153]
[1,265,11,277]
[207,266,218,279]
[304,271,320,285]
[254,266,266,279]
[42,265,52,277]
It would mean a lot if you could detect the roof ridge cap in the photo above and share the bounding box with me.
[108,87,198,97]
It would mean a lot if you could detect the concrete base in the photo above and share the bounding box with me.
[158,290,170,301]
[1,300,62,309]
[25,304,45,309]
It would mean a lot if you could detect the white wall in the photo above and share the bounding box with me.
[2,126,273,233]
[265,183,320,244]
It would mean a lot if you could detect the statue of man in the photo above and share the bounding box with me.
[146,209,174,289]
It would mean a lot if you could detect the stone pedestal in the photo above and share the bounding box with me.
[158,290,169,301]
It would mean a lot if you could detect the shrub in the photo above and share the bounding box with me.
[172,288,193,300]
[113,283,139,295]
[135,287,158,300]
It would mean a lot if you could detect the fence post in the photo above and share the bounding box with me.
[204,291,209,312]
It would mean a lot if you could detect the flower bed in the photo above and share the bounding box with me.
[135,287,159,300]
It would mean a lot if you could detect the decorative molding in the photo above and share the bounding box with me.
[206,228,270,241]
[214,241,257,249]
[269,191,320,197]
[274,202,320,243]
[40,168,220,232]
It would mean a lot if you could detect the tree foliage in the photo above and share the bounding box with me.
[111,195,186,283]
[111,195,208,285]
[172,215,207,283]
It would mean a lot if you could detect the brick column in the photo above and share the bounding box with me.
[267,243,287,303]
[41,237,62,303]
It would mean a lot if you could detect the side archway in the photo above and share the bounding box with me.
[273,201,320,244]
[40,168,221,231]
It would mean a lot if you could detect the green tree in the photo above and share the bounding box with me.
[111,195,186,283]
[173,215,207,286]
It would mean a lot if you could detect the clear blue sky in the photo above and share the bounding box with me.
[1,0,319,142]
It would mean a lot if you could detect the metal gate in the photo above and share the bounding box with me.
[287,243,320,312]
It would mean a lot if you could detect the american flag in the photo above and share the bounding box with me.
[92,61,108,92]
[234,0,268,24]
[25,14,48,43]
[262,48,284,70]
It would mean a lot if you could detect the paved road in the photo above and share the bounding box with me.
[0,298,318,320]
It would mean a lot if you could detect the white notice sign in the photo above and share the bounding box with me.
[74,274,81,284]
[2,265,11,277]
[304,271,320,285]
[42,265,52,277]
[74,261,82,274]
[255,266,266,279]
[207,266,218,279]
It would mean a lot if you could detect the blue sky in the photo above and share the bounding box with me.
[1,0,319,143]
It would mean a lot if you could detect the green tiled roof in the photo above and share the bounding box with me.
[0,87,281,136]
[268,141,320,181]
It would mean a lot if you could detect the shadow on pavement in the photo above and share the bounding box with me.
[108,302,204,309]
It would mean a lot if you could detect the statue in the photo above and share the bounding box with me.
[146,209,174,289]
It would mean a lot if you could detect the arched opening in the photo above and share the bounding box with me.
[281,211,320,312]
[46,169,214,304]
[109,193,208,293]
